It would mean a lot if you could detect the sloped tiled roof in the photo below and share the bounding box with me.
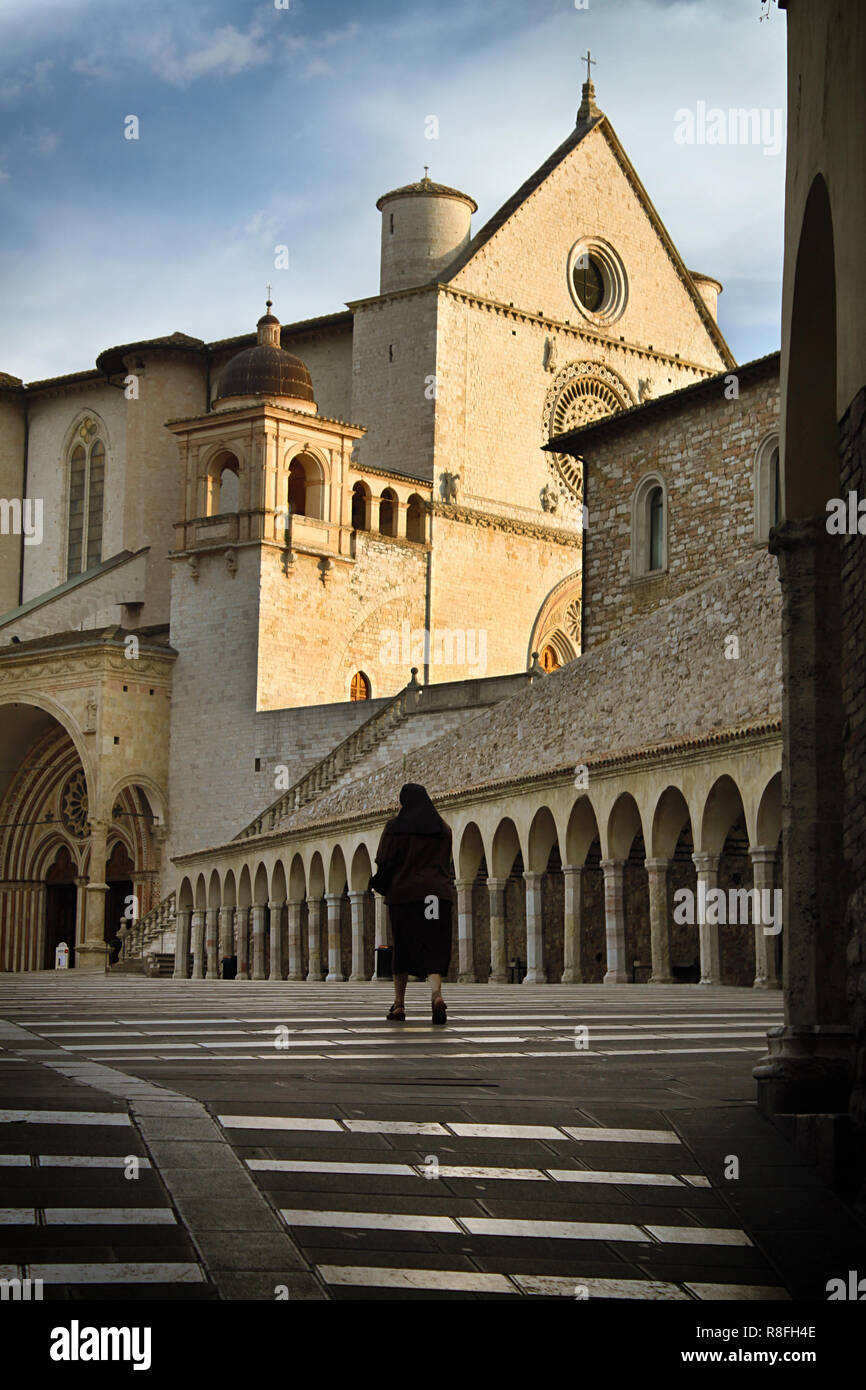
[235,549,782,844]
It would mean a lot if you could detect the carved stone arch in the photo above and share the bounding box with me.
[543,361,634,498]
[282,442,329,520]
[527,571,582,670]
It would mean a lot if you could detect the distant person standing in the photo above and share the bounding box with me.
[371,783,455,1025]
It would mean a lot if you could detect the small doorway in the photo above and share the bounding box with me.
[45,845,77,969]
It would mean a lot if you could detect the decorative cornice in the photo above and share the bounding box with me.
[431,500,581,545]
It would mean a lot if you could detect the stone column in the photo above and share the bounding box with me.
[307,898,324,981]
[250,903,267,981]
[190,909,206,979]
[750,846,781,990]
[287,899,303,980]
[523,871,545,983]
[268,900,285,980]
[348,891,367,981]
[33,884,46,973]
[487,877,508,983]
[692,852,721,985]
[173,909,192,979]
[646,857,674,984]
[218,906,234,965]
[205,907,219,979]
[235,906,250,979]
[561,865,583,983]
[455,878,476,983]
[371,893,389,979]
[325,893,344,981]
[74,876,88,963]
[78,820,110,972]
[600,859,628,983]
[755,518,852,1112]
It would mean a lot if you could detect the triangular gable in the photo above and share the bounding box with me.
[442,113,735,369]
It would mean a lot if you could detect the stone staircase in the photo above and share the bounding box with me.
[237,670,532,842]
[111,891,176,975]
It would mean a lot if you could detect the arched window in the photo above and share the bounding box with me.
[350,671,371,702]
[406,494,425,543]
[754,434,782,541]
[351,481,370,531]
[631,473,667,578]
[66,418,106,578]
[540,645,560,673]
[206,451,240,516]
[379,488,398,537]
[287,452,325,520]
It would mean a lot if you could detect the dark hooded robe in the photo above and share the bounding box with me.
[372,783,455,977]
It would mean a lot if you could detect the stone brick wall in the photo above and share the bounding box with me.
[580,364,779,650]
[350,293,438,481]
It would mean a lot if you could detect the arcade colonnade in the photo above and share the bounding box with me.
[174,733,783,990]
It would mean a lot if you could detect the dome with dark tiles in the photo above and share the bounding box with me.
[216,303,314,404]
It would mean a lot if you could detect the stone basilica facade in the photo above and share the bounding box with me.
[0,75,784,1000]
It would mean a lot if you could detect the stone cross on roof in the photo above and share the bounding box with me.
[576,49,601,125]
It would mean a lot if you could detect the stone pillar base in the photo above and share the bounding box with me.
[458,971,476,984]
[649,974,675,985]
[325,972,345,983]
[348,971,366,982]
[489,971,507,984]
[753,977,782,991]
[76,943,109,972]
[753,1024,854,1116]
[603,969,628,984]
[522,969,546,984]
[286,971,304,981]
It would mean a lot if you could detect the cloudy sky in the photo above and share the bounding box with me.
[0,0,786,382]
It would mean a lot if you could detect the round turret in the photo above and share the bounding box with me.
[376,173,477,294]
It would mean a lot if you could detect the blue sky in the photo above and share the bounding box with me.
[0,0,786,381]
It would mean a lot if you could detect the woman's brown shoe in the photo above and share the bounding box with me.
[387,1004,406,1022]
[431,996,447,1026]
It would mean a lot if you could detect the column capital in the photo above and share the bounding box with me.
[692,851,720,874]
[347,889,368,902]
[455,877,475,893]
[645,857,670,873]
[324,892,343,907]
[562,863,584,877]
[267,899,286,911]
[486,876,509,892]
[748,844,778,866]
[599,857,625,872]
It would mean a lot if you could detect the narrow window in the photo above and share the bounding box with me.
[769,446,780,528]
[379,488,397,537]
[648,486,664,571]
[540,645,560,673]
[66,420,106,579]
[406,494,425,542]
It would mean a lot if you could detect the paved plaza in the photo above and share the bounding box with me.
[1,977,864,1301]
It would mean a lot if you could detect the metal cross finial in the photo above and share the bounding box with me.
[266,283,272,310]
[582,50,596,85]
[423,165,429,180]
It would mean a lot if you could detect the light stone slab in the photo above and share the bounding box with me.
[563,1125,680,1145]
[317,1264,517,1293]
[218,1114,341,1131]
[685,1282,790,1300]
[43,1208,176,1225]
[281,1209,460,1233]
[0,1109,130,1126]
[460,1216,645,1242]
[513,1274,690,1299]
[644,1225,753,1246]
[26,1262,204,1284]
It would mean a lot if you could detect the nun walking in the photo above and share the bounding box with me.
[371,783,456,1025]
